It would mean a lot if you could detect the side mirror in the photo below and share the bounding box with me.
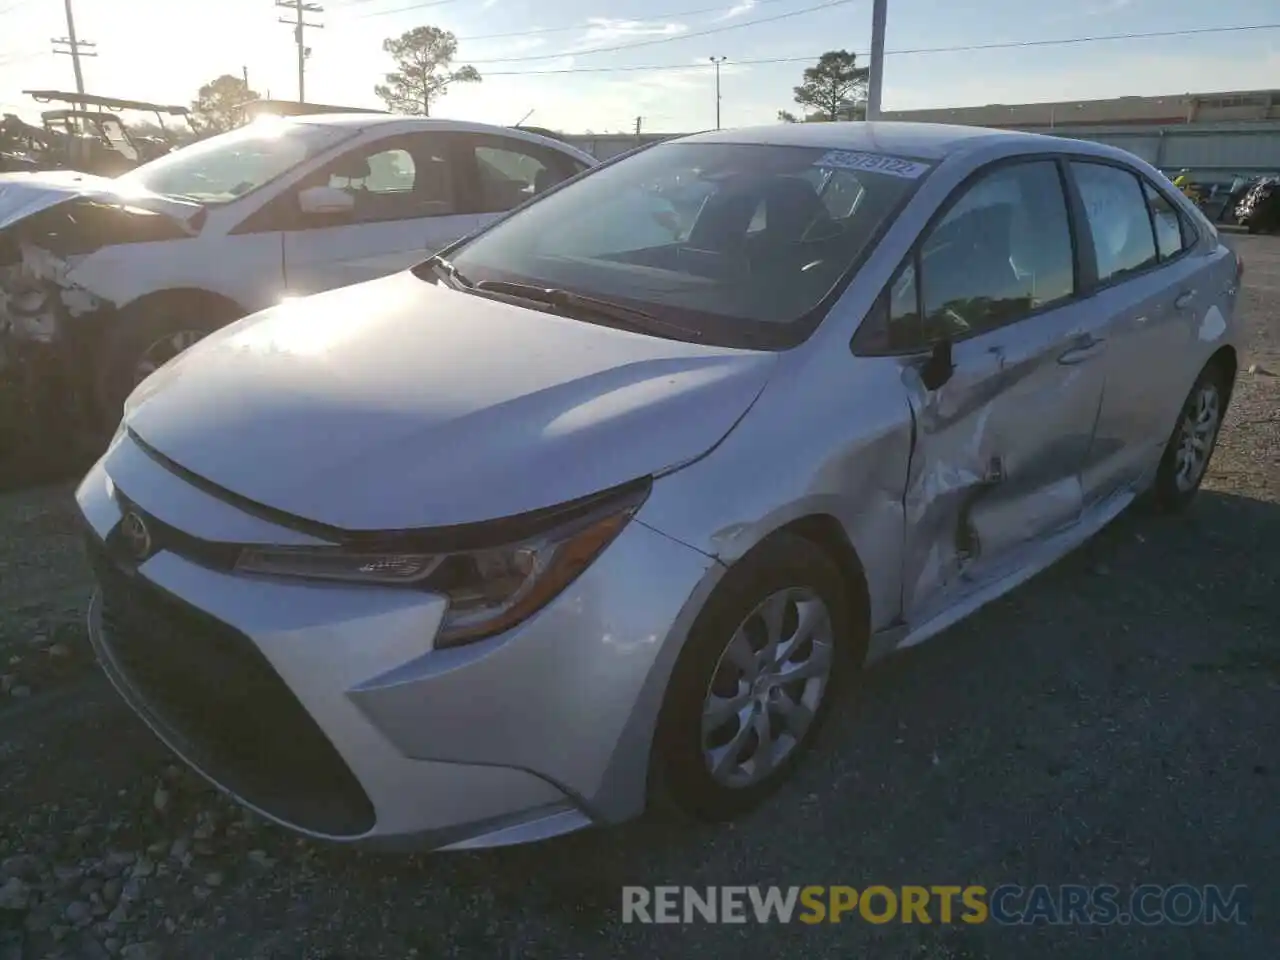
[298,185,355,216]
[919,337,954,391]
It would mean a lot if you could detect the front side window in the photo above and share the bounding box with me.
[443,141,928,347]
[118,119,358,205]
[1072,161,1158,283]
[319,136,455,222]
[917,160,1075,341]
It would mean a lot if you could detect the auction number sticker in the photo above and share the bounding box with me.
[814,150,930,179]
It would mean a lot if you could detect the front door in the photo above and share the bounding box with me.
[280,133,477,297]
[891,158,1110,625]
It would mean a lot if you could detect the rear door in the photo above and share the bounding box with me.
[1068,160,1207,504]
[452,133,587,230]
[869,158,1110,624]
[275,132,472,296]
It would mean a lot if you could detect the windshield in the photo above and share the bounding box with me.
[443,141,929,348]
[117,119,359,204]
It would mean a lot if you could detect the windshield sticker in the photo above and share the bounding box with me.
[814,150,930,179]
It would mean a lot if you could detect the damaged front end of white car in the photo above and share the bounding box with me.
[0,171,203,486]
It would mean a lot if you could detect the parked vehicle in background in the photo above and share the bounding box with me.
[76,122,1240,851]
[0,114,47,174]
[1235,176,1280,233]
[22,90,198,174]
[0,114,596,477]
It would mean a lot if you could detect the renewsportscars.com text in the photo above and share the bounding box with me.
[621,884,1251,926]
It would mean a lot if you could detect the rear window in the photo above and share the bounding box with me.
[445,142,930,348]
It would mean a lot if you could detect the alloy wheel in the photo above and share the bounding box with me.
[1174,381,1222,493]
[700,587,835,789]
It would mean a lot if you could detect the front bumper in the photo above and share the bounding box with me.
[77,438,717,849]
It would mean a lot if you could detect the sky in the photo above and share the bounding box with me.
[1,0,1278,133]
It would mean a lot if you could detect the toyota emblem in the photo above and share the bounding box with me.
[119,510,153,561]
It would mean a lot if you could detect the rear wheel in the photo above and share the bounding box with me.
[93,293,240,436]
[1152,364,1228,513]
[654,533,857,821]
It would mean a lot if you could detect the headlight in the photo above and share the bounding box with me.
[234,479,651,647]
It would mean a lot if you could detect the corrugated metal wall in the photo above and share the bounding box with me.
[1025,121,1280,179]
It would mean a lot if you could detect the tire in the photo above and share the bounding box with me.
[93,293,240,436]
[653,532,858,822]
[1152,363,1229,513]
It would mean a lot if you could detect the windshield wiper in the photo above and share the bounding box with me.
[472,280,700,340]
[422,254,474,289]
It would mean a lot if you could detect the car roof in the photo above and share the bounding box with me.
[286,114,596,162]
[678,121,1067,162]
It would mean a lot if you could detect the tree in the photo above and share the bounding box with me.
[374,26,480,116]
[191,75,260,134]
[792,50,868,122]
[777,110,799,123]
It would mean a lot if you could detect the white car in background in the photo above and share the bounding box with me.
[0,115,596,437]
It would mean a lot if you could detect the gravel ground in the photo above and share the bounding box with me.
[1,237,1278,960]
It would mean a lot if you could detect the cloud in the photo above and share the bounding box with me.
[568,17,688,50]
[716,1,756,21]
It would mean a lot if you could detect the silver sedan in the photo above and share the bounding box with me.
[75,121,1241,850]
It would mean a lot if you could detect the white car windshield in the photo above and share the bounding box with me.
[117,119,359,204]
[442,141,930,348]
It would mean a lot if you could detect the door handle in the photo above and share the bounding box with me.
[1174,290,1195,310]
[1057,333,1106,365]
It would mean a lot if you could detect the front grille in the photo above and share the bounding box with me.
[87,536,376,837]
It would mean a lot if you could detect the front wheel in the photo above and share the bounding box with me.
[654,533,857,822]
[93,294,239,436]
[1152,364,1228,513]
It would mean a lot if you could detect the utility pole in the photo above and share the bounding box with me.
[243,65,250,88]
[865,0,887,120]
[710,56,727,130]
[634,115,642,145]
[51,0,96,109]
[277,0,324,104]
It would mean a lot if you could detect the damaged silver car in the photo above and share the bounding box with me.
[76,123,1241,849]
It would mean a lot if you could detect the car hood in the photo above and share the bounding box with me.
[124,271,777,531]
[0,170,204,233]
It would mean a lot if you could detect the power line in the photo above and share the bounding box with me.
[466,0,853,63]
[347,0,465,18]
[0,51,47,68]
[367,0,795,41]
[450,0,788,42]
[477,21,1280,76]
[0,0,42,16]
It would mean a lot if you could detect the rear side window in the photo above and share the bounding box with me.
[1072,162,1157,283]
[1142,179,1192,260]
[917,160,1075,340]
